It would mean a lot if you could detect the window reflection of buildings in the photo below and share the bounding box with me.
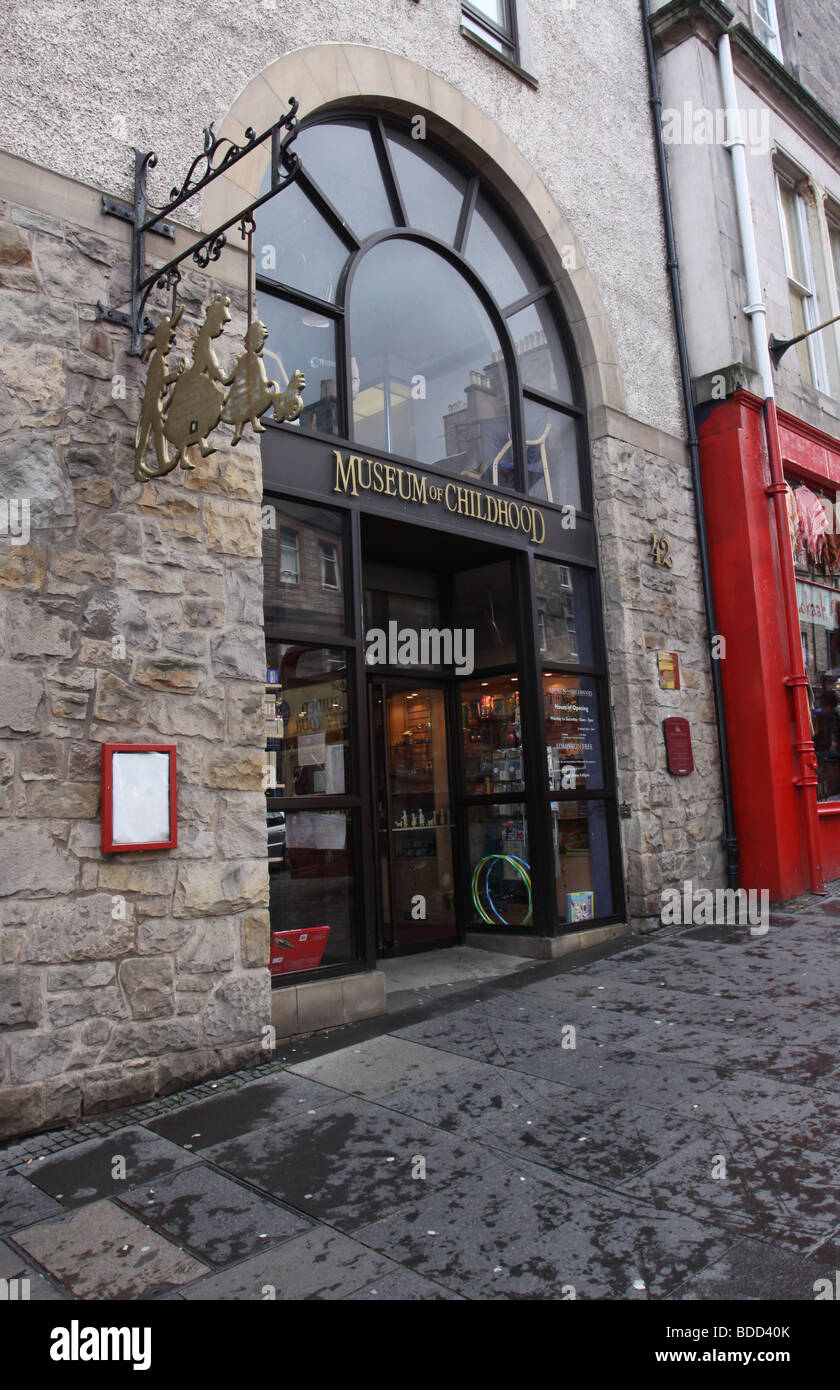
[299,375,339,436]
[262,517,344,630]
[535,564,578,664]
[444,331,553,485]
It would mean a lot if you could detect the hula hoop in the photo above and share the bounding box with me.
[471,853,533,926]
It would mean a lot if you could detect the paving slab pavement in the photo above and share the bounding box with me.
[2,898,840,1300]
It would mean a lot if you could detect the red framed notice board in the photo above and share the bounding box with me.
[101,743,177,852]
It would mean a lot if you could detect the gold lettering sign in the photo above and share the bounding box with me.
[332,449,545,544]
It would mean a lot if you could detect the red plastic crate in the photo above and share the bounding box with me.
[270,925,331,976]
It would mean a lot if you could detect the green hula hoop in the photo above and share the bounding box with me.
[471,854,533,926]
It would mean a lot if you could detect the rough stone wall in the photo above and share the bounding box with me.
[593,431,725,920]
[0,193,270,1140]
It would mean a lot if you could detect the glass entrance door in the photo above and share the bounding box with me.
[371,682,457,952]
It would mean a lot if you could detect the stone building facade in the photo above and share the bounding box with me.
[0,2,729,1138]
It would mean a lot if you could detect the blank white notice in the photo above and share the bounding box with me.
[112,751,171,845]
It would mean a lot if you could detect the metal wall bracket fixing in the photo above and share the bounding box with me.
[96,98,301,354]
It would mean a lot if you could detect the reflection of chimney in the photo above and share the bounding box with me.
[321,379,335,398]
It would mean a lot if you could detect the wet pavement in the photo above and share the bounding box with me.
[2,896,840,1300]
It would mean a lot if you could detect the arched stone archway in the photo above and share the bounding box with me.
[202,43,626,427]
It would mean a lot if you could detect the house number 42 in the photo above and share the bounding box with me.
[649,533,673,568]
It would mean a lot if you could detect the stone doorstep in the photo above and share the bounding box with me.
[270,969,387,1043]
[466,921,631,959]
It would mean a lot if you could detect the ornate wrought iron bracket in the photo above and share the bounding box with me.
[96,98,301,354]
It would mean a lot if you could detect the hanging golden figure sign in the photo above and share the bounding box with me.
[134,297,306,479]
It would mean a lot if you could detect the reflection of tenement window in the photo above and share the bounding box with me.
[557,564,572,590]
[319,540,341,591]
[462,1,518,60]
[567,611,578,662]
[278,527,300,585]
[776,174,829,392]
[538,609,547,652]
[752,0,782,59]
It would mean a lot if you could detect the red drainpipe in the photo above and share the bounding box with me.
[763,396,824,892]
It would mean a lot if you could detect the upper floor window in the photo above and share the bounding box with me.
[752,0,783,61]
[776,173,829,393]
[256,113,586,512]
[462,1,518,60]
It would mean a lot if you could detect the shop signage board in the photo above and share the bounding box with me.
[261,429,595,561]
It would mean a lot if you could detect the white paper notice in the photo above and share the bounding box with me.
[112,751,171,845]
[285,811,346,851]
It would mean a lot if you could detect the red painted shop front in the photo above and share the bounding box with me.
[699,390,840,899]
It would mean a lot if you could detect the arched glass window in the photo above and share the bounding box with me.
[256,113,585,508]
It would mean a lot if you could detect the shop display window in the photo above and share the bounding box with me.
[467,803,531,927]
[789,478,840,801]
[264,642,351,798]
[551,800,614,923]
[461,674,524,795]
[269,809,358,973]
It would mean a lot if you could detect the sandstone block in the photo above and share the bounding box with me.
[203,749,263,790]
[133,658,204,692]
[173,859,267,917]
[200,972,269,1048]
[176,920,235,974]
[0,666,44,733]
[98,860,177,894]
[92,670,149,725]
[21,894,131,962]
[24,781,99,817]
[1,822,77,895]
[118,956,175,1020]
[240,910,270,969]
[205,498,261,557]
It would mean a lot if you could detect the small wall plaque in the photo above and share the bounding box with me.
[663,717,694,775]
[657,650,680,690]
[101,743,177,852]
